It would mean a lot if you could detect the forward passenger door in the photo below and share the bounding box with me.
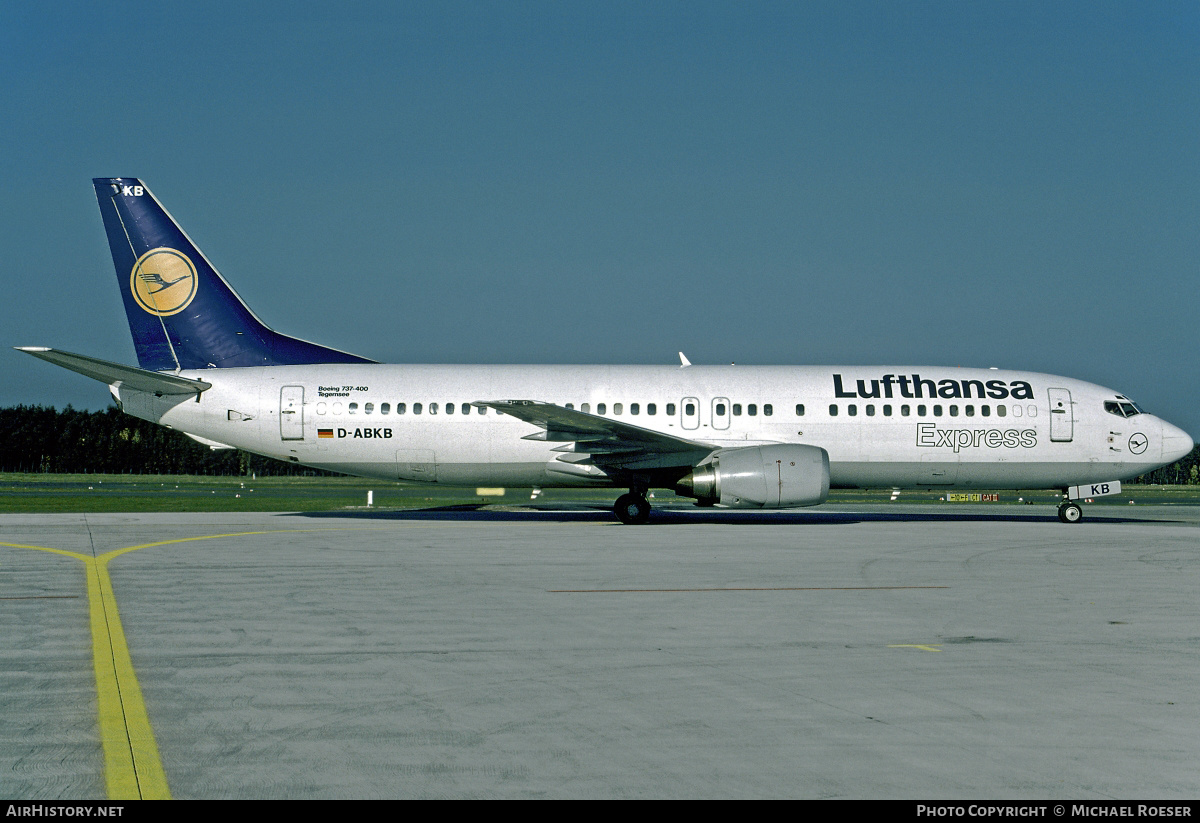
[1048,388,1073,442]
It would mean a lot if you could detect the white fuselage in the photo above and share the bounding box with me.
[115,364,1193,493]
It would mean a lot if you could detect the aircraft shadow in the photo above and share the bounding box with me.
[288,505,1165,526]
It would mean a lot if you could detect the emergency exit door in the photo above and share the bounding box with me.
[681,397,700,430]
[711,397,731,430]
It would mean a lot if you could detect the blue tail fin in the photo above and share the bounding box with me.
[93,178,375,371]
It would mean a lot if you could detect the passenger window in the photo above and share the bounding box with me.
[413,403,422,415]
[364,403,374,414]
[429,403,438,415]
[397,402,406,414]
[582,403,591,413]
[866,405,875,416]
[764,404,773,416]
[949,405,958,417]
[933,405,943,417]
[446,402,454,415]
[848,404,857,416]
[598,403,607,415]
[333,402,343,414]
[565,403,574,410]
[748,404,757,416]
[648,403,657,415]
[715,403,726,416]
[965,405,974,417]
[613,403,623,415]
[477,405,486,415]
[1027,405,1037,417]
[380,403,390,415]
[829,404,838,416]
[996,405,1006,417]
[666,403,676,416]
[901,404,910,417]
[316,402,327,415]
[348,402,358,414]
[1012,405,1022,417]
[918,405,927,416]
[795,404,805,416]
[980,405,990,417]
[685,403,695,416]
[733,404,742,416]
[883,404,892,416]
[631,403,640,415]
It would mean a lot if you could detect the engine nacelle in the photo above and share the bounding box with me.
[674,444,830,509]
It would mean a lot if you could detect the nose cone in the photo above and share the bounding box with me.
[1161,420,1195,464]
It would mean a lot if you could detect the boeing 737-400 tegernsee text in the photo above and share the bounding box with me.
[17,179,1194,523]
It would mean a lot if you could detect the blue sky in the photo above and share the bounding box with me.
[3,2,1198,435]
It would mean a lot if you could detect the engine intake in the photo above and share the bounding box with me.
[675,444,830,508]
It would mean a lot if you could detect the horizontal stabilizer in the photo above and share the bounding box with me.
[15,347,212,395]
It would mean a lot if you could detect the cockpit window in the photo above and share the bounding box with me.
[1104,399,1144,418]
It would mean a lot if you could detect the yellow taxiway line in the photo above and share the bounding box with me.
[1,529,343,800]
[86,551,171,800]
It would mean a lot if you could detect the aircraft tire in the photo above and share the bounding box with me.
[1057,502,1083,523]
[614,493,651,525]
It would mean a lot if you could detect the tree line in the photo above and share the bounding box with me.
[0,404,1196,482]
[0,405,338,476]
[1138,446,1200,485]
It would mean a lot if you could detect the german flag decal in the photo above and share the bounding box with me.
[317,429,334,439]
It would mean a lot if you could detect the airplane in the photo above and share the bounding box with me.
[17,178,1194,524]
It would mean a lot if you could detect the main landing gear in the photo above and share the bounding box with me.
[613,491,652,525]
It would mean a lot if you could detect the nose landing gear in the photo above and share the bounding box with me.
[1057,495,1083,524]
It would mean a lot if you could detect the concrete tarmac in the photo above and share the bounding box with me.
[1,504,1198,799]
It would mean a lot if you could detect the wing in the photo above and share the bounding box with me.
[474,400,714,472]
